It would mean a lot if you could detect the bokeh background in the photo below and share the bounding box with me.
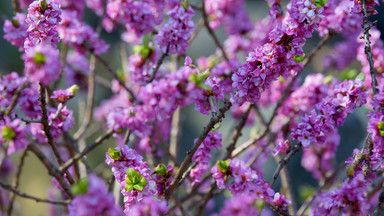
[0,0,384,215]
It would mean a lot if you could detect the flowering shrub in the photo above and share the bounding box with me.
[1,0,384,215]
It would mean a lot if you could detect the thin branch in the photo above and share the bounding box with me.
[7,149,28,215]
[201,0,229,62]
[0,181,70,206]
[169,108,182,167]
[5,82,28,116]
[148,52,167,83]
[38,84,75,185]
[59,129,114,173]
[11,0,21,15]
[28,144,73,198]
[188,18,204,44]
[48,103,64,127]
[361,0,378,95]
[73,54,96,140]
[94,54,136,101]
[165,101,232,200]
[270,143,302,187]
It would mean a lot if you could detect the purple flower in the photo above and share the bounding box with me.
[67,174,123,216]
[3,13,28,51]
[23,44,60,85]
[129,196,168,216]
[0,117,29,155]
[24,0,62,49]
[155,4,195,55]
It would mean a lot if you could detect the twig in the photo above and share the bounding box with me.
[0,181,70,206]
[225,104,252,159]
[154,126,178,166]
[48,103,64,127]
[361,0,378,95]
[201,0,229,62]
[73,54,96,140]
[11,0,21,15]
[165,101,232,200]
[28,144,73,198]
[5,82,28,116]
[7,149,28,215]
[94,54,136,101]
[270,143,302,187]
[188,18,204,44]
[148,52,167,83]
[59,129,114,173]
[38,84,75,185]
[123,129,131,145]
[169,108,182,167]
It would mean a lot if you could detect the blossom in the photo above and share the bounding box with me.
[67,174,123,216]
[3,13,28,51]
[24,0,62,49]
[23,44,60,85]
[0,117,29,155]
[155,3,195,55]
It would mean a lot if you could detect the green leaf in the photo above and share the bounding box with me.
[340,69,357,81]
[125,184,134,192]
[293,55,305,63]
[298,186,315,202]
[217,160,230,174]
[33,52,46,65]
[108,148,122,161]
[39,0,48,12]
[314,0,328,9]
[1,126,16,141]
[70,178,88,195]
[346,166,355,177]
[180,0,189,10]
[143,34,151,48]
[355,72,366,81]
[67,84,79,97]
[11,19,20,28]
[155,164,168,176]
[211,124,221,132]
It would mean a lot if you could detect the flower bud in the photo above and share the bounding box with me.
[378,121,384,137]
[33,52,46,65]
[108,148,122,161]
[125,168,147,192]
[39,0,48,12]
[67,84,79,97]
[11,19,20,28]
[1,126,16,141]
[155,164,168,176]
[217,160,230,174]
[70,177,88,195]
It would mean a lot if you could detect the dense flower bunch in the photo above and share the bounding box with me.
[155,2,195,55]
[2,0,384,215]
[67,174,122,216]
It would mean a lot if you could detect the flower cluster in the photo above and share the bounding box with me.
[24,0,62,49]
[155,3,195,55]
[3,13,28,51]
[190,131,222,185]
[105,146,157,214]
[67,174,122,216]
[58,11,109,55]
[289,79,368,147]
[0,117,29,155]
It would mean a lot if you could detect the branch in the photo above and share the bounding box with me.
[201,0,229,62]
[94,54,136,101]
[165,101,232,200]
[59,129,114,173]
[7,149,28,215]
[73,54,96,140]
[148,51,167,83]
[361,0,378,95]
[0,181,70,206]
[28,144,73,198]
[11,0,21,15]
[38,84,75,185]
[5,82,28,116]
[270,143,302,187]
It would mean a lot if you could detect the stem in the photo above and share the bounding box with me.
[148,51,167,83]
[5,82,28,116]
[361,0,378,95]
[73,54,96,140]
[165,101,232,200]
[38,84,75,185]
[59,129,114,173]
[270,143,302,187]
[201,0,229,62]
[0,181,70,206]
[94,54,136,101]
[7,149,28,215]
